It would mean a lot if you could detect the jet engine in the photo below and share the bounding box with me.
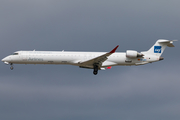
[126,50,144,58]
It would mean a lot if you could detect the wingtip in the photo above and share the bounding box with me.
[110,45,119,53]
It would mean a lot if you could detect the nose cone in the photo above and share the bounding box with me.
[2,56,11,65]
[2,56,10,62]
[2,58,6,62]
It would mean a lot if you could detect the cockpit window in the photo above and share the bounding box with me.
[13,53,19,55]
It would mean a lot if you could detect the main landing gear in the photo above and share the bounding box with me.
[10,63,14,70]
[93,65,98,75]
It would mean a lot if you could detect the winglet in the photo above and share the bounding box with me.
[110,45,119,53]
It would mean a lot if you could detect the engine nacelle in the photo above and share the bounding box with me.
[126,50,144,58]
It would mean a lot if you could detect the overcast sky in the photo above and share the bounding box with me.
[0,0,180,120]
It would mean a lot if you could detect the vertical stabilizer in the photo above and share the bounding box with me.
[142,39,176,56]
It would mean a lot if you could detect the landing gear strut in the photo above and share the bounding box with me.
[10,63,13,70]
[93,65,98,75]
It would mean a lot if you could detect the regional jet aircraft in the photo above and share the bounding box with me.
[2,39,176,75]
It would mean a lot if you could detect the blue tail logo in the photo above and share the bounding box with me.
[154,46,162,53]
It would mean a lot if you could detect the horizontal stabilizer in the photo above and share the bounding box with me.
[167,44,174,47]
[158,39,177,47]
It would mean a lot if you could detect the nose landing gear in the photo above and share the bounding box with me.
[10,63,14,70]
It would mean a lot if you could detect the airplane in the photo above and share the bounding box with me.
[2,39,177,75]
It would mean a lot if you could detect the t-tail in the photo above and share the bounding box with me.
[141,39,177,58]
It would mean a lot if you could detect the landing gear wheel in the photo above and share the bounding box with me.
[93,71,98,75]
[10,63,13,70]
[93,65,98,75]
[10,66,13,70]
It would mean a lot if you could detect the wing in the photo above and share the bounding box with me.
[79,45,119,69]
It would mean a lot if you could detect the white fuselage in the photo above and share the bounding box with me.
[2,51,160,68]
[1,39,175,75]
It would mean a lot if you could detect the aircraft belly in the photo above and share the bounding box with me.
[101,61,117,67]
[106,56,138,66]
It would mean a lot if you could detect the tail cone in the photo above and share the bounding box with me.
[159,57,164,61]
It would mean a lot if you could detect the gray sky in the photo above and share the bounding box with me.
[0,0,180,120]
